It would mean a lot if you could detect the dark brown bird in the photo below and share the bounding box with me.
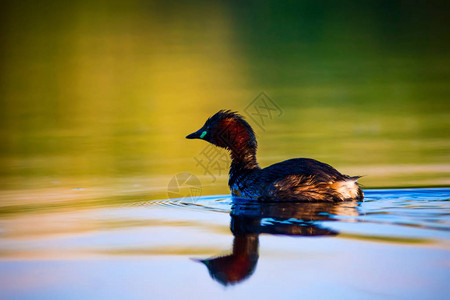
[186,110,363,202]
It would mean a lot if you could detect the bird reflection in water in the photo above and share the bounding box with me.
[195,200,359,286]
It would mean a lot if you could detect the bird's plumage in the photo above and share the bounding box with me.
[186,110,363,202]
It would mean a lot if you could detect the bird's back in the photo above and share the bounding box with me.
[231,158,363,202]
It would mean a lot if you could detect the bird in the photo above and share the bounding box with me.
[186,110,363,202]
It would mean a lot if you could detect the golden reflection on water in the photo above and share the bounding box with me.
[0,3,449,298]
[0,1,449,210]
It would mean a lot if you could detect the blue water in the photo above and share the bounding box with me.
[0,188,449,299]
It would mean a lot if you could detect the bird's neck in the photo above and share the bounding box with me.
[229,146,259,171]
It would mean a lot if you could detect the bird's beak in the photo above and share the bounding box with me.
[186,128,203,139]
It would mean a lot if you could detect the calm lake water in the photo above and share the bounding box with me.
[0,188,449,299]
[1,1,450,299]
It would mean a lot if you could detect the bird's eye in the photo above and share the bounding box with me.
[200,131,207,139]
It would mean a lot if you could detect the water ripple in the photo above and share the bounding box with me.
[130,195,233,213]
[146,188,450,233]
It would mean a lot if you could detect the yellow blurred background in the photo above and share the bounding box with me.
[0,1,449,210]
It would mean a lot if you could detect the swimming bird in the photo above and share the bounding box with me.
[186,110,363,202]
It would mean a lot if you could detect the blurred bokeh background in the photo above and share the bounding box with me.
[1,0,449,206]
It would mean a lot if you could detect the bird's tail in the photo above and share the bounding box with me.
[331,176,364,200]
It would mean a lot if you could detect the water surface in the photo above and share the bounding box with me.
[1,1,450,299]
[0,188,449,299]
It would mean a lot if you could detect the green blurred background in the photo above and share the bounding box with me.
[1,0,449,205]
